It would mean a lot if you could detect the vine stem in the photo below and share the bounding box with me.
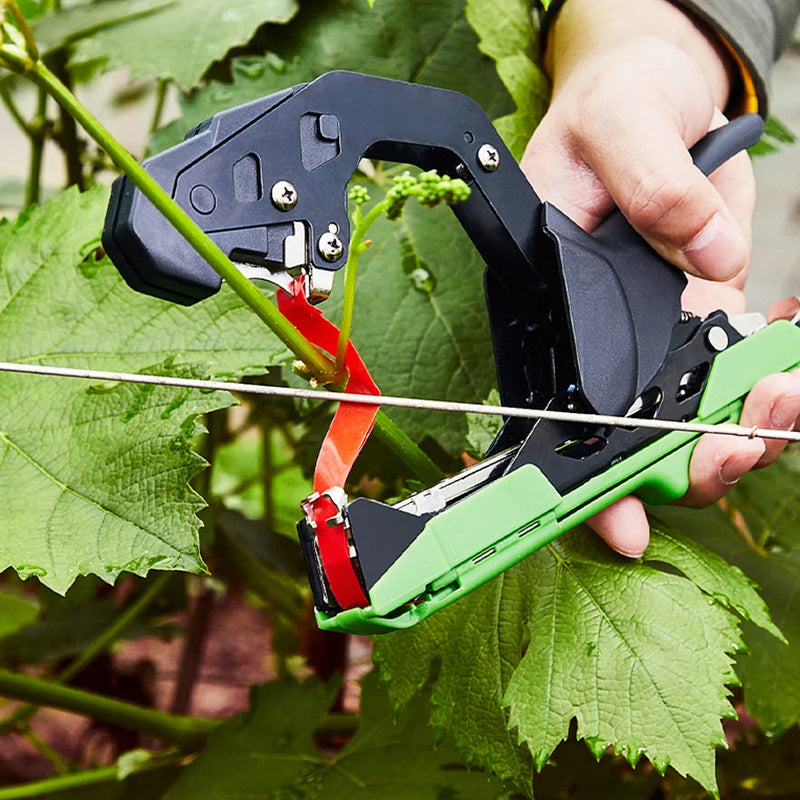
[19,727,72,773]
[372,412,441,485]
[335,200,385,372]
[26,86,46,206]
[150,77,168,135]
[0,750,186,799]
[0,666,357,770]
[0,30,441,481]
[59,573,173,684]
[0,668,219,746]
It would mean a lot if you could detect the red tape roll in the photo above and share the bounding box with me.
[278,279,379,609]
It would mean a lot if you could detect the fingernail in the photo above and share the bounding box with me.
[684,213,747,280]
[719,441,766,486]
[769,392,800,430]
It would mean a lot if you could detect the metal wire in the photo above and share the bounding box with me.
[1,360,799,442]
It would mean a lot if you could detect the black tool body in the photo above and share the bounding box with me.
[102,72,766,625]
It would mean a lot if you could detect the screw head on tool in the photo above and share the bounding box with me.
[706,326,729,352]
[271,180,298,211]
[477,143,500,172]
[318,229,344,262]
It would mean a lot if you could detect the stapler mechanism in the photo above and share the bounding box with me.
[103,71,800,634]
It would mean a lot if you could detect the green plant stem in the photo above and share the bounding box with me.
[5,1,39,61]
[335,201,386,372]
[333,197,443,483]
[373,411,442,484]
[0,751,185,799]
[150,77,168,134]
[0,82,30,137]
[19,727,73,773]
[65,573,173,684]
[26,86,46,206]
[0,668,219,746]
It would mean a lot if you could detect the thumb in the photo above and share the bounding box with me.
[582,112,751,281]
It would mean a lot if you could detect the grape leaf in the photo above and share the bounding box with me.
[375,528,781,796]
[651,450,800,736]
[643,525,783,641]
[0,362,230,593]
[163,674,508,799]
[318,671,508,799]
[465,0,550,158]
[31,0,174,56]
[162,679,335,799]
[151,0,513,152]
[69,0,298,89]
[0,186,292,593]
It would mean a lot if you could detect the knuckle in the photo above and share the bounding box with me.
[624,167,696,236]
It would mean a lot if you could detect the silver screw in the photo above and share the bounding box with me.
[271,180,298,211]
[706,326,729,352]
[477,143,500,172]
[318,230,344,262]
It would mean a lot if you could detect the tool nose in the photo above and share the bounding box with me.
[103,174,223,306]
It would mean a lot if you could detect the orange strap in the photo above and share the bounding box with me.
[277,279,379,608]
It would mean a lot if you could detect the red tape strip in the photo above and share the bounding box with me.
[278,279,379,609]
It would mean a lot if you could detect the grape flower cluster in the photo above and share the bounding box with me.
[347,170,471,222]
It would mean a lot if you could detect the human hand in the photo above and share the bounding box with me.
[522,0,800,555]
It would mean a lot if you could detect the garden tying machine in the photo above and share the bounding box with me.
[103,71,800,634]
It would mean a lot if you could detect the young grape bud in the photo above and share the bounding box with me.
[348,185,370,206]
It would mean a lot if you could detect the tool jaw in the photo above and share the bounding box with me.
[102,70,543,307]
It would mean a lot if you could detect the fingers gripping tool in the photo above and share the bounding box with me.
[102,71,800,634]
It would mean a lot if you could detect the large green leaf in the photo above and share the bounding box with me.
[375,528,781,796]
[652,450,800,737]
[0,362,229,593]
[0,187,291,593]
[69,0,298,89]
[319,672,507,799]
[151,0,513,152]
[163,674,508,799]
